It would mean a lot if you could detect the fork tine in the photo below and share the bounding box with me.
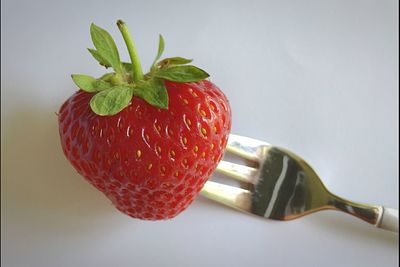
[200,181,252,212]
[216,160,258,184]
[225,134,269,162]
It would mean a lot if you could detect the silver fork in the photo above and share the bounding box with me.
[201,134,399,233]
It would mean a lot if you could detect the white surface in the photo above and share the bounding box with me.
[1,0,398,266]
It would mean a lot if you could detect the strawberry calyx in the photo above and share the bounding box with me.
[71,20,209,116]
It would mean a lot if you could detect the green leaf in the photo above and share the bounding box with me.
[71,74,98,92]
[88,48,111,68]
[133,78,168,109]
[158,57,192,66]
[90,86,133,116]
[72,74,114,92]
[151,34,165,67]
[154,65,209,82]
[94,79,113,90]
[90,23,122,74]
[122,62,133,72]
[99,72,114,81]
[99,73,124,86]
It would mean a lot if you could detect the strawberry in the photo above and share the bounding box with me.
[58,20,231,220]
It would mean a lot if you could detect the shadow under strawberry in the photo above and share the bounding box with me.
[2,108,121,239]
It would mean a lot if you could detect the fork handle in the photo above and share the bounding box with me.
[330,195,398,233]
[376,207,398,233]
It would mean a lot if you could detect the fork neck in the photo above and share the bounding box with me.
[328,194,381,225]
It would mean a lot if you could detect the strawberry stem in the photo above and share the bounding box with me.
[117,20,143,82]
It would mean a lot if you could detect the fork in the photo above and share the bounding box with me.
[200,134,399,233]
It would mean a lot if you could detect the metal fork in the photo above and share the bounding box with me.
[201,134,399,233]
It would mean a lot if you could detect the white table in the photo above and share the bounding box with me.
[2,0,398,266]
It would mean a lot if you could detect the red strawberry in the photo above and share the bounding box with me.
[58,20,231,220]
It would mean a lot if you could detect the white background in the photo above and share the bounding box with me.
[1,0,398,266]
